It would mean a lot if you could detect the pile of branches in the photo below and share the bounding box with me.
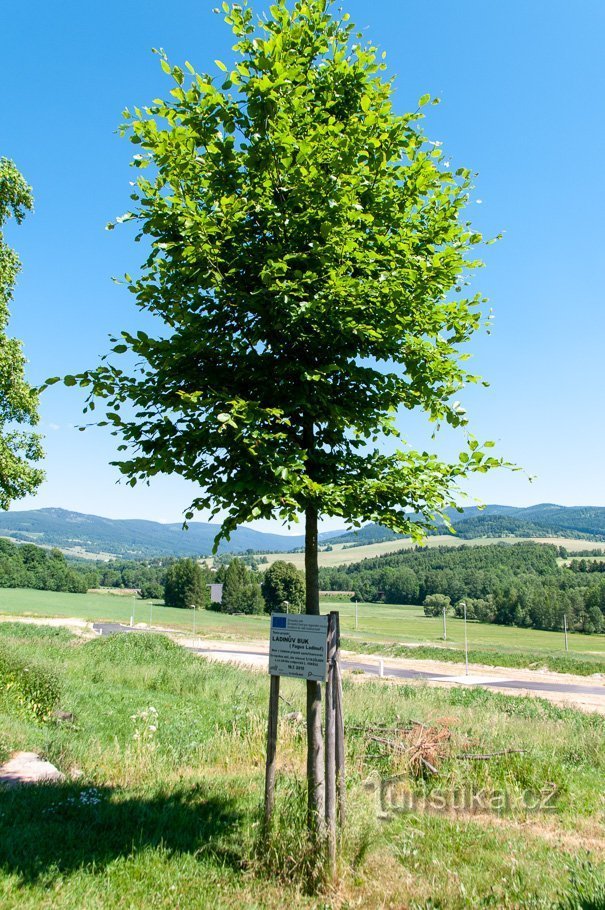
[350,719,454,777]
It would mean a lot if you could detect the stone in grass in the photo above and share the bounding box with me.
[0,752,64,787]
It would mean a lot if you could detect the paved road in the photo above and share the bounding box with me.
[192,646,605,699]
[93,624,605,704]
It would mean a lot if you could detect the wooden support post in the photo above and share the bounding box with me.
[334,612,346,830]
[325,612,337,874]
[264,673,280,835]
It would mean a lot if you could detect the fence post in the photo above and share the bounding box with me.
[334,612,346,829]
[325,612,337,874]
[264,674,280,835]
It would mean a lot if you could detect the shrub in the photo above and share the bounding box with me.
[423,594,451,617]
[0,643,61,721]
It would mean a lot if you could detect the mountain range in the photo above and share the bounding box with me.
[0,508,335,559]
[1,504,605,561]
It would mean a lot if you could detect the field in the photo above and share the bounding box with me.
[2,588,605,677]
[0,622,604,908]
[260,535,605,570]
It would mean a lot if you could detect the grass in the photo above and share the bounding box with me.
[0,621,604,907]
[2,588,605,677]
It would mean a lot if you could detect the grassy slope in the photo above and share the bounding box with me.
[0,623,604,908]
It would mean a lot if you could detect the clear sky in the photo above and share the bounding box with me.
[3,0,604,531]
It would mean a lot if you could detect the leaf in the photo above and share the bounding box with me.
[361,95,371,113]
[419,93,430,107]
[214,59,227,72]
[160,59,171,74]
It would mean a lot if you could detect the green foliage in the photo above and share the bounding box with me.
[261,560,304,613]
[139,580,164,599]
[163,558,209,609]
[66,0,508,549]
[217,557,264,613]
[423,593,451,616]
[0,538,95,593]
[0,642,61,721]
[321,541,605,633]
[0,158,43,509]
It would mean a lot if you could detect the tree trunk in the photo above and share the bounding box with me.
[305,501,325,841]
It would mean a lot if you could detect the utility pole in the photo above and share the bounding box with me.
[354,596,358,631]
[442,605,447,641]
[564,614,569,652]
[192,602,196,636]
[462,601,469,676]
[283,600,289,615]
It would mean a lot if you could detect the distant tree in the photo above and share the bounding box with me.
[217,557,264,613]
[262,560,305,614]
[139,580,164,600]
[453,595,495,623]
[423,593,451,617]
[163,558,208,609]
[0,158,44,509]
[63,0,510,848]
[383,568,419,605]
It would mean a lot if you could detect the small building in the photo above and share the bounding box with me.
[208,583,223,604]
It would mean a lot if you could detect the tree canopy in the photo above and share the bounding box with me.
[64,0,507,546]
[261,559,305,613]
[163,558,209,609]
[0,158,44,509]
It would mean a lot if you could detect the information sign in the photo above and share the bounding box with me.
[268,613,328,681]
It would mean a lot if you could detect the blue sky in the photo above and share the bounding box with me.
[3,0,604,530]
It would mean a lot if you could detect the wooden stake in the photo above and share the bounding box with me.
[334,612,346,829]
[325,612,337,873]
[264,673,280,835]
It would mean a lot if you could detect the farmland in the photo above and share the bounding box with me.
[260,535,605,570]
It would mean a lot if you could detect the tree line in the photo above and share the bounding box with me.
[319,542,605,634]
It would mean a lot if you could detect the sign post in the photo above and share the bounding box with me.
[264,611,345,857]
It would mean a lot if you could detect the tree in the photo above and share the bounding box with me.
[383,567,419,605]
[217,557,264,613]
[163,558,208,609]
[262,560,305,613]
[423,593,451,617]
[63,0,509,849]
[0,158,44,509]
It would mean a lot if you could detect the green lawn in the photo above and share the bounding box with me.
[2,588,605,666]
[0,622,604,908]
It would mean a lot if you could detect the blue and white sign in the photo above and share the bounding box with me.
[269,613,328,681]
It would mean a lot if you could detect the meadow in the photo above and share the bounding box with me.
[0,621,604,908]
[3,587,605,679]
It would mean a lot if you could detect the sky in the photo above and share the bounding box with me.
[3,0,604,532]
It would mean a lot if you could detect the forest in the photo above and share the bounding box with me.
[319,542,605,633]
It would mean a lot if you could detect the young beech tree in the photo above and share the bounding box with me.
[0,159,43,508]
[59,0,509,841]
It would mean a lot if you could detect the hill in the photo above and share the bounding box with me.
[330,504,605,546]
[0,508,338,560]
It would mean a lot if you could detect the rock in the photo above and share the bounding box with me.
[0,751,64,786]
[53,710,75,724]
[284,711,303,723]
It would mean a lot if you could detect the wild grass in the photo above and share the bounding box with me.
[0,625,604,907]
